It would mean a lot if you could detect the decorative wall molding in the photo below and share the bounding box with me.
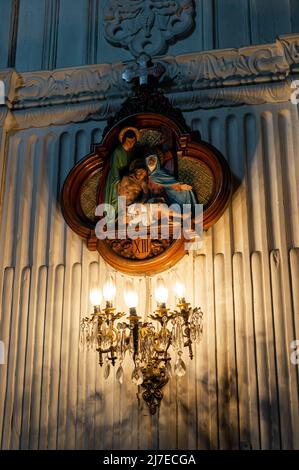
[103,0,195,57]
[279,33,299,71]
[12,63,129,109]
[164,43,288,89]
[9,35,299,108]
[171,79,294,111]
[8,80,295,130]
[0,34,299,129]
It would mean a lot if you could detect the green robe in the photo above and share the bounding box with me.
[104,145,133,220]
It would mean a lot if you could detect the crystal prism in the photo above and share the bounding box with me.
[131,367,144,385]
[174,357,186,377]
[116,365,124,384]
[166,361,172,377]
[104,362,110,379]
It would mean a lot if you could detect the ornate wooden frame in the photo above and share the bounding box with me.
[61,110,231,275]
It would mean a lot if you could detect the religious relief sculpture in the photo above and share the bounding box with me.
[61,57,232,276]
[104,0,195,57]
[61,110,231,276]
[98,124,198,265]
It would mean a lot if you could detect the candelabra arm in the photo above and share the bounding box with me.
[132,322,139,361]
[182,312,194,359]
[128,308,141,362]
[98,350,103,366]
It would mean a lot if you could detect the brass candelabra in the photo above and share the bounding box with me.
[80,276,203,414]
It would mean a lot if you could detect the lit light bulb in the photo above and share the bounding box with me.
[155,277,168,304]
[173,279,185,299]
[124,280,138,308]
[89,287,102,306]
[103,275,116,302]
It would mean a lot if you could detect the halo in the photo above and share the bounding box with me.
[118,126,141,143]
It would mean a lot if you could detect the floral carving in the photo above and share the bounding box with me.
[8,80,293,131]
[280,34,299,71]
[163,44,289,92]
[104,0,195,57]
[11,35,299,112]
[13,65,128,107]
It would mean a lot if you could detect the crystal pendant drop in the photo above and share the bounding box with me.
[174,356,186,377]
[79,327,85,351]
[190,326,197,342]
[104,361,110,380]
[131,367,144,385]
[166,361,172,377]
[116,364,124,384]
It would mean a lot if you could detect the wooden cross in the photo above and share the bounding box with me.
[122,53,165,86]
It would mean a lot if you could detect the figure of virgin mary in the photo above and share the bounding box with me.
[145,153,197,211]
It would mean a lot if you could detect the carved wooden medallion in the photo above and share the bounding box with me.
[61,87,232,275]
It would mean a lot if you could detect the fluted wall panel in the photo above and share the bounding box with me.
[0,102,299,449]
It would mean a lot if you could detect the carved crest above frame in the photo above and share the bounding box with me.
[104,0,195,57]
[61,59,232,275]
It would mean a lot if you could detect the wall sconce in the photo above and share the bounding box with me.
[80,275,203,414]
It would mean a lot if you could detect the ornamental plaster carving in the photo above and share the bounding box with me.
[171,79,293,111]
[104,0,195,57]
[0,34,298,129]
[12,65,129,109]
[9,80,294,130]
[279,34,299,71]
[9,34,299,111]
[163,43,289,91]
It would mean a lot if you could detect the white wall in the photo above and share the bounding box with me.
[0,100,298,449]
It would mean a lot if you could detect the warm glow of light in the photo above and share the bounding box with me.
[155,277,168,304]
[124,280,138,308]
[103,275,116,302]
[89,288,102,306]
[173,280,185,298]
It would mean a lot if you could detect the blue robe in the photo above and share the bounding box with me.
[146,156,197,211]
